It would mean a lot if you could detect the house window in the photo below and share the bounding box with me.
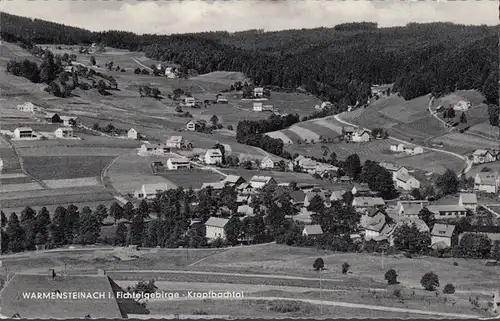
[138,193,144,198]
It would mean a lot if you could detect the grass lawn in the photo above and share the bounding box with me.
[23,156,115,180]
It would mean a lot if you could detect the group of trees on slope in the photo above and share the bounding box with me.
[1,13,497,111]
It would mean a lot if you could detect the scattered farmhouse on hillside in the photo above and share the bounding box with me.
[165,136,187,149]
[0,269,149,319]
[54,127,74,138]
[342,126,355,139]
[472,149,498,164]
[398,201,427,217]
[127,128,138,139]
[16,101,38,113]
[249,175,277,189]
[474,171,500,193]
[139,143,170,156]
[453,100,471,112]
[351,129,371,143]
[13,127,33,139]
[204,149,223,165]
[186,120,196,131]
[134,183,169,199]
[260,156,275,169]
[60,116,80,127]
[394,172,420,191]
[458,193,478,211]
[166,158,191,170]
[389,144,424,155]
[205,217,229,240]
[184,97,196,107]
[253,102,263,111]
[216,95,228,104]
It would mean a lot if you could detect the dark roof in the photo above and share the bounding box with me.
[0,272,149,319]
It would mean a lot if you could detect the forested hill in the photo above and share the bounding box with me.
[1,12,498,108]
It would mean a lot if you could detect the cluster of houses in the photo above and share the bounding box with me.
[10,126,77,140]
[471,149,500,165]
[389,143,424,156]
[181,94,228,108]
[474,171,500,194]
[341,126,371,143]
[379,162,421,191]
[314,101,333,111]
[138,136,193,156]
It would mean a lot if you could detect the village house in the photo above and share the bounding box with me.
[394,217,430,233]
[127,128,138,139]
[300,159,319,174]
[351,184,371,196]
[302,224,323,238]
[330,190,347,202]
[166,158,191,170]
[223,175,246,187]
[339,176,353,184]
[474,172,500,193]
[427,205,468,220]
[165,136,185,149]
[184,97,196,107]
[303,190,327,207]
[204,149,223,165]
[395,172,421,191]
[260,156,275,169]
[165,67,177,78]
[351,129,371,143]
[472,149,497,164]
[253,102,263,111]
[186,120,196,131]
[361,211,386,241]
[216,95,228,104]
[453,100,471,111]
[458,193,478,211]
[431,223,458,248]
[352,197,385,210]
[253,87,264,98]
[390,143,406,153]
[54,127,74,138]
[60,116,81,127]
[13,127,33,139]
[236,195,252,205]
[342,126,355,139]
[249,175,277,189]
[139,143,170,156]
[237,182,254,195]
[405,146,424,155]
[0,269,149,319]
[398,202,426,217]
[205,217,229,240]
[134,183,169,199]
[16,101,37,113]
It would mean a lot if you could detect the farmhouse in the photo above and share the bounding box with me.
[134,183,169,199]
[395,172,420,191]
[472,149,496,164]
[13,127,33,138]
[186,120,196,131]
[342,126,355,139]
[184,97,196,107]
[60,116,81,127]
[253,102,263,111]
[0,269,148,319]
[390,143,406,152]
[300,159,319,174]
[127,128,138,139]
[405,146,424,155]
[16,101,37,113]
[262,104,274,111]
[165,67,177,78]
[249,175,277,189]
[361,211,386,241]
[398,202,425,217]
[216,95,228,104]
[54,127,74,138]
[64,65,74,73]
[330,190,347,202]
[223,175,246,187]
[458,193,478,211]
[474,172,500,193]
[165,136,185,149]
[253,87,264,98]
[260,156,275,169]
[352,197,385,210]
[139,143,170,156]
[204,149,223,165]
[205,217,229,240]
[351,129,371,143]
[166,158,191,170]
[431,224,458,248]
[302,224,323,238]
[394,217,429,233]
[453,100,471,111]
[427,205,468,220]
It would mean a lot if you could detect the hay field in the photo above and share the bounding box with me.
[23,156,115,180]
[43,177,102,189]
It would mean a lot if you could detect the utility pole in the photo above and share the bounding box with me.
[319,268,323,315]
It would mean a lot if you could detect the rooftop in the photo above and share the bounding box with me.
[205,217,229,228]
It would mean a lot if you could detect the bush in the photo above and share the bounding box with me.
[421,272,439,291]
[443,283,455,294]
[342,262,350,274]
[269,300,305,313]
[313,257,324,271]
[453,261,459,266]
[227,125,234,130]
[385,269,399,285]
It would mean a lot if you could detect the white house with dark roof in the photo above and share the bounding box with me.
[54,127,74,138]
[134,183,169,199]
[223,175,246,186]
[184,97,196,107]
[127,128,138,139]
[431,223,457,248]
[361,211,387,241]
[330,190,347,202]
[427,205,467,220]
[472,149,496,164]
[205,217,229,240]
[13,127,33,139]
[474,172,500,193]
[260,156,275,169]
[458,193,478,211]
[249,175,277,189]
[204,149,223,165]
[395,172,420,191]
[166,158,191,170]
[302,224,323,237]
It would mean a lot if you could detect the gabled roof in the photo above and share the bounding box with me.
[303,224,323,235]
[363,212,386,232]
[330,190,346,201]
[0,272,148,319]
[343,126,355,132]
[237,205,254,216]
[15,127,33,131]
[166,136,183,143]
[223,175,245,184]
[475,172,499,185]
[352,184,370,192]
[427,205,467,213]
[205,217,229,228]
[379,162,402,172]
[473,149,491,156]
[186,120,195,125]
[459,193,477,204]
[128,128,137,133]
[431,223,456,238]
[201,182,225,190]
[261,156,274,163]
[353,129,370,136]
[305,190,326,202]
[142,183,168,194]
[249,175,273,184]
[205,149,222,157]
[353,197,385,207]
[400,203,424,216]
[396,172,418,183]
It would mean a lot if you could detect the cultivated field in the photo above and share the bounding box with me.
[23,156,114,180]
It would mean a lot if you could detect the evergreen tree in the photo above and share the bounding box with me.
[78,207,100,244]
[5,213,25,253]
[128,215,145,246]
[110,202,124,222]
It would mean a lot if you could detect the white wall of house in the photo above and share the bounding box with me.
[431,236,452,247]
[364,229,380,241]
[206,226,226,240]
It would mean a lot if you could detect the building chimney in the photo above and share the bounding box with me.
[48,269,56,278]
[97,269,106,276]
